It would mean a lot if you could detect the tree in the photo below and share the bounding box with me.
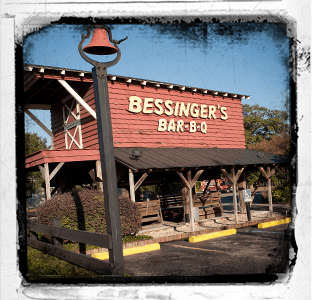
[243,104,289,146]
[25,132,50,196]
[247,131,290,156]
[246,130,291,202]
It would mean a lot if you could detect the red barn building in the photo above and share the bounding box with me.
[24,64,288,225]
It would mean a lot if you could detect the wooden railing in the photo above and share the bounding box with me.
[135,200,163,225]
[27,218,115,275]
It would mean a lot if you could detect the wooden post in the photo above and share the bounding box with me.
[128,170,151,202]
[177,170,203,229]
[188,171,195,232]
[258,166,275,218]
[96,160,103,191]
[181,186,189,223]
[52,218,63,248]
[268,178,273,217]
[232,167,238,224]
[238,170,246,214]
[44,163,51,201]
[221,167,243,225]
[179,172,189,223]
[129,169,135,202]
[267,167,273,217]
[40,163,66,196]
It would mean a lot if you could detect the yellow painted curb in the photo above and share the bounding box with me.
[258,218,291,228]
[189,229,237,243]
[91,243,161,260]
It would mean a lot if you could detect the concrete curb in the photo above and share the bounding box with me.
[91,243,161,260]
[189,229,237,243]
[86,215,290,257]
[258,217,291,228]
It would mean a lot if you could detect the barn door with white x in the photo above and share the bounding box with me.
[63,98,83,149]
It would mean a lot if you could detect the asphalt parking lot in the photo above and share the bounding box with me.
[123,223,292,281]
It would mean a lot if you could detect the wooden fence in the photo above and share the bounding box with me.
[27,218,115,275]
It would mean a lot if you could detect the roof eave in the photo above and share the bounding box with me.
[24,64,251,100]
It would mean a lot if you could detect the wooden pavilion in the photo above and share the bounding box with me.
[24,64,288,227]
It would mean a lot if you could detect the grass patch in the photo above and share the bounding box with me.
[27,246,135,280]
[123,234,153,243]
[62,234,153,251]
[27,246,98,281]
[26,234,153,280]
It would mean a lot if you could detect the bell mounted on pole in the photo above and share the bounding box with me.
[78,24,127,72]
[83,28,118,55]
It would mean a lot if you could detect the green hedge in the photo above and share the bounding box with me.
[37,187,142,238]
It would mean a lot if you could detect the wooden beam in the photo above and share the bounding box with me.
[258,167,270,181]
[58,79,97,119]
[62,93,74,104]
[234,168,245,183]
[25,104,51,110]
[269,167,276,178]
[259,166,272,181]
[24,74,39,91]
[25,109,53,137]
[134,171,151,191]
[221,167,244,184]
[27,238,113,275]
[190,170,204,188]
[38,165,45,178]
[176,171,190,189]
[49,162,65,181]
[220,168,233,184]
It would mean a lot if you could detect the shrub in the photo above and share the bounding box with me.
[37,188,142,238]
[262,184,291,203]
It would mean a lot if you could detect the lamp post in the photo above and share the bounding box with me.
[78,25,127,276]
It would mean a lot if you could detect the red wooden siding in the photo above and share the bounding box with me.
[25,149,100,168]
[51,80,246,149]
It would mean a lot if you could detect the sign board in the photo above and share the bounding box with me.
[242,189,252,202]
[108,83,246,149]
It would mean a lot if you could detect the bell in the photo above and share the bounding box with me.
[83,28,118,55]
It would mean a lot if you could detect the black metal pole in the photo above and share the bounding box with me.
[92,66,124,276]
[78,25,128,276]
[246,201,252,222]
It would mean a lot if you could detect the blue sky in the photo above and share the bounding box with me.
[23,23,290,146]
